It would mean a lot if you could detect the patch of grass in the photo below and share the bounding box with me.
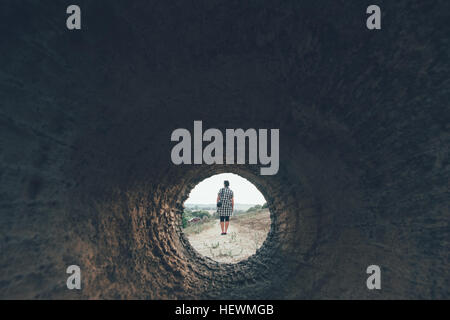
[210,242,220,249]
[229,232,238,242]
[251,231,265,251]
[215,248,243,258]
[183,220,214,235]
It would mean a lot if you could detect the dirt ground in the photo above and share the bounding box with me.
[185,209,271,263]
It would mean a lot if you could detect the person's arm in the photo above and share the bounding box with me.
[231,197,234,211]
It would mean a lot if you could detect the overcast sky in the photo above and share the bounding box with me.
[184,173,266,205]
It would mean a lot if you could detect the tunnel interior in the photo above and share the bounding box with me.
[0,1,448,299]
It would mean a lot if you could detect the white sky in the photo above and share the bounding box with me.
[184,173,266,205]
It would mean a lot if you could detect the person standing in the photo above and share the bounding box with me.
[217,180,234,235]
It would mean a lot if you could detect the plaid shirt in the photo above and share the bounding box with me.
[217,187,234,216]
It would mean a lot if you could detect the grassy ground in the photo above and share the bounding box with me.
[184,209,271,263]
[183,219,216,235]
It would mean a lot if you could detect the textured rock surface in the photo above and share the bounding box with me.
[0,1,448,299]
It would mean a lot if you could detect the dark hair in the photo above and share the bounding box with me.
[224,180,230,187]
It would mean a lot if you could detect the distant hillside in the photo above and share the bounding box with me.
[185,203,260,211]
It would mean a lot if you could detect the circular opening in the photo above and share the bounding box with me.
[182,172,271,263]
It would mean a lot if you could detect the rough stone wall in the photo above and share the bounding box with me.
[0,0,448,299]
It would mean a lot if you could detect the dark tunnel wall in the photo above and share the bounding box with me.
[0,0,449,299]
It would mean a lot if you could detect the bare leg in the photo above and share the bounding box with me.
[220,221,224,233]
[224,221,229,233]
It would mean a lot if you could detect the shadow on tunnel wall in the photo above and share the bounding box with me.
[0,0,448,299]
